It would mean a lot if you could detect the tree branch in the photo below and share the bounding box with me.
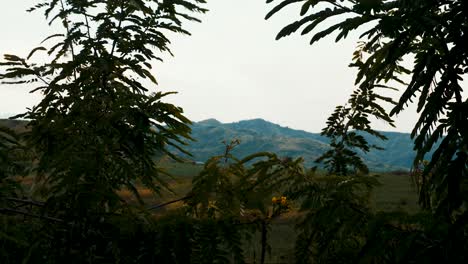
[147,194,193,210]
[59,0,77,80]
[0,207,63,223]
[4,197,45,207]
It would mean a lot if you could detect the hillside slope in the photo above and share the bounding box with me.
[1,118,431,171]
[180,119,432,171]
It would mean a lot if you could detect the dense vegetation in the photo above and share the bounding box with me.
[266,0,468,262]
[1,0,466,263]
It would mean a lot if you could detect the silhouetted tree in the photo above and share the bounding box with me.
[0,0,206,262]
[267,0,468,262]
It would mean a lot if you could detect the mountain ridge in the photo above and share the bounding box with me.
[181,118,429,171]
[0,118,427,171]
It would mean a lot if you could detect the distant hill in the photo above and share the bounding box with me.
[1,118,432,171]
[0,119,28,132]
[179,118,434,171]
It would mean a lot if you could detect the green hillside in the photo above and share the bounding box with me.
[179,118,435,171]
[0,118,434,171]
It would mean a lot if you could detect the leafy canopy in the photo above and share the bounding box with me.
[266,0,468,262]
[1,0,206,211]
[0,0,207,262]
[266,0,467,222]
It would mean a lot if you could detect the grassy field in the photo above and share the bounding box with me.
[149,162,419,212]
[134,162,420,263]
[372,172,419,213]
[20,161,419,263]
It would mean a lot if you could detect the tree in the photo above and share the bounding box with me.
[0,0,206,262]
[316,85,395,176]
[186,140,305,263]
[0,126,23,192]
[0,123,31,262]
[266,0,468,262]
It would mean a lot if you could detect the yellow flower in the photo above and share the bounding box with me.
[280,196,287,205]
[272,197,278,204]
[208,201,217,209]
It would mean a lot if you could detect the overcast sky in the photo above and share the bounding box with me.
[1,1,464,133]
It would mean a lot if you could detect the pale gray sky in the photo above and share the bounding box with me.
[1,1,464,133]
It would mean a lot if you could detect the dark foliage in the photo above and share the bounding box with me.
[316,85,395,176]
[267,0,468,262]
[0,0,206,262]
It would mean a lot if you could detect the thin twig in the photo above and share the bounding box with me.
[0,208,64,223]
[59,0,77,80]
[147,194,193,210]
[4,197,45,207]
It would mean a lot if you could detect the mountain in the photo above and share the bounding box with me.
[0,118,429,171]
[182,118,329,167]
[180,118,431,171]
